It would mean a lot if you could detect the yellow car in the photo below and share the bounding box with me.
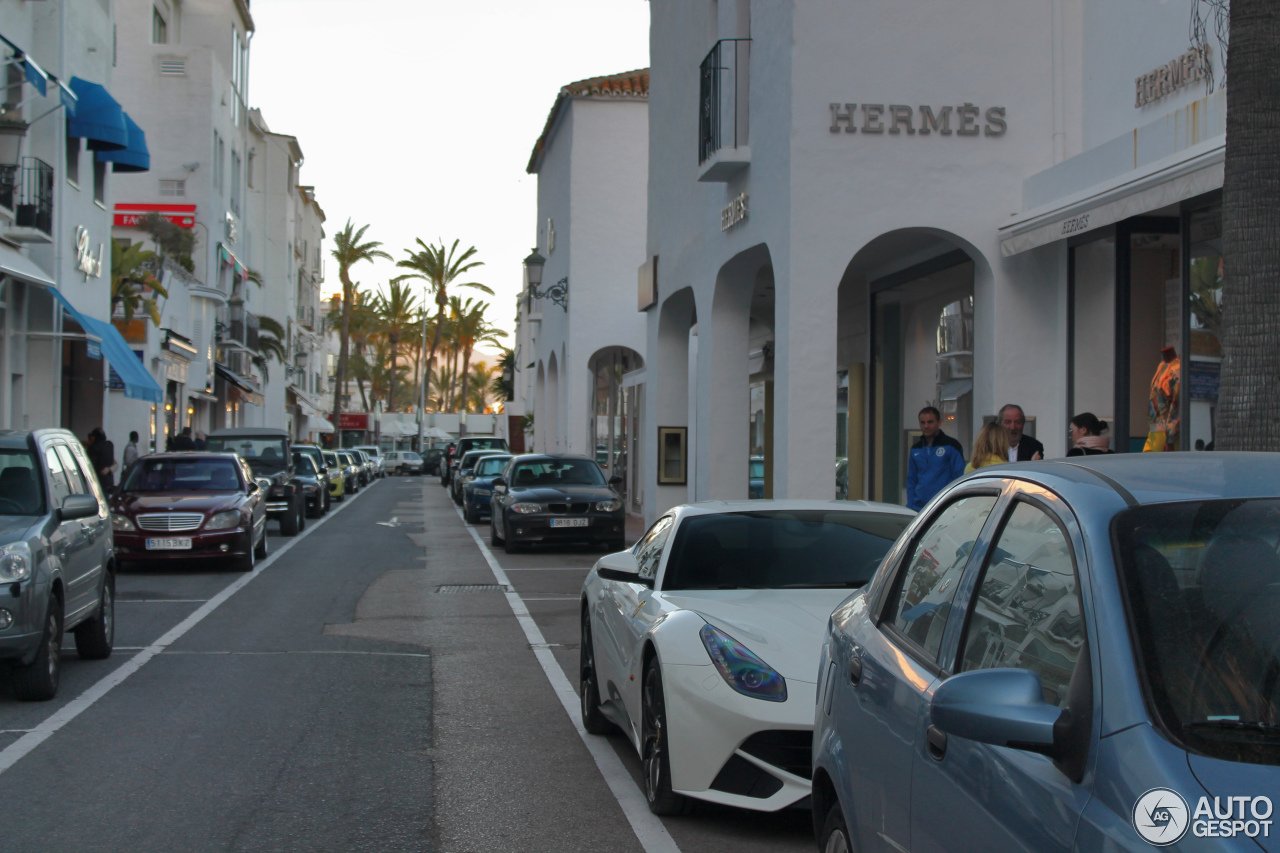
[322,450,347,501]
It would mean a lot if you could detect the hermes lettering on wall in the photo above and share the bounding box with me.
[74,226,104,278]
[829,103,1007,137]
[721,193,748,232]
[1135,46,1209,108]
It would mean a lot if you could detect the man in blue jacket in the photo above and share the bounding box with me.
[906,407,965,511]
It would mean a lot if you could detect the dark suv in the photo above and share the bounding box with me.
[0,429,114,700]
[205,428,306,535]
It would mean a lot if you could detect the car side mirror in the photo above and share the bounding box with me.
[596,550,651,586]
[930,668,1064,757]
[59,494,99,521]
[492,477,507,489]
[247,481,259,493]
[608,475,623,486]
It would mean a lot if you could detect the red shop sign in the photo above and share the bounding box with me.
[114,203,197,230]
[337,413,369,431]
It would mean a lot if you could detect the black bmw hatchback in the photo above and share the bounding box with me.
[489,454,625,553]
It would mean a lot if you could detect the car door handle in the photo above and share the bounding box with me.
[927,724,948,761]
[848,655,863,685]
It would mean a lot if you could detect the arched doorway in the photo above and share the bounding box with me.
[534,360,546,452]
[650,287,697,516]
[546,350,560,452]
[587,346,644,508]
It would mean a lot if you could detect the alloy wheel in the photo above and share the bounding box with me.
[45,608,60,683]
[642,668,664,802]
[824,830,850,853]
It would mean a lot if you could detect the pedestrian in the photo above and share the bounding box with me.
[906,406,965,511]
[1066,412,1113,456]
[85,427,118,493]
[965,422,1011,473]
[172,427,196,451]
[123,431,141,469]
[194,432,207,450]
[998,403,1044,461]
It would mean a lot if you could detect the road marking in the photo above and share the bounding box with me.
[0,478,383,778]
[454,507,682,853]
[376,517,403,527]
[117,599,210,603]
[499,566,592,572]
[159,650,432,657]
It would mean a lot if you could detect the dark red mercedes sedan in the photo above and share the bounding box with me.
[110,453,268,571]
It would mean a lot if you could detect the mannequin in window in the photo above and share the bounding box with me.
[1143,346,1180,452]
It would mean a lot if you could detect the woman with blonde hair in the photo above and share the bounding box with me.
[965,422,1011,473]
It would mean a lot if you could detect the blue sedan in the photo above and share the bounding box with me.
[813,453,1280,853]
[462,453,512,524]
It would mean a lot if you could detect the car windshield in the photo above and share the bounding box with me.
[403,453,422,462]
[122,457,243,492]
[510,459,606,487]
[205,436,288,472]
[322,452,339,467]
[475,456,510,476]
[460,452,489,469]
[463,439,506,452]
[662,510,912,591]
[0,449,45,515]
[749,460,765,478]
[1114,500,1280,766]
[293,454,318,476]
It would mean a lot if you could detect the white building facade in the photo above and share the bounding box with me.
[517,69,649,511]
[642,0,1228,521]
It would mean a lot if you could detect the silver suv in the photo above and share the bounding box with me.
[0,429,115,700]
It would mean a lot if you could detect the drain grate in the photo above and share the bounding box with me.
[436,583,509,594]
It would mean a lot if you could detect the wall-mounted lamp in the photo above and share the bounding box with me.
[523,249,567,311]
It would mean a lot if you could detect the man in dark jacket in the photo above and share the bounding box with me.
[85,427,117,494]
[998,404,1044,461]
[172,427,196,451]
[906,407,965,511]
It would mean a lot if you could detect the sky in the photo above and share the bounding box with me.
[248,0,651,356]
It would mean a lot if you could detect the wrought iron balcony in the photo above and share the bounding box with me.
[698,39,751,181]
[0,157,53,240]
[222,302,259,351]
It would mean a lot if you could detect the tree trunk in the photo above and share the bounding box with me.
[332,273,352,421]
[1216,0,1280,450]
[459,344,474,414]
[423,301,446,414]
[388,331,399,412]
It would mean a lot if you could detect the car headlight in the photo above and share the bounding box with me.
[699,624,787,702]
[512,502,542,514]
[205,510,242,531]
[473,488,491,497]
[595,499,622,512]
[0,541,32,582]
[111,513,136,532]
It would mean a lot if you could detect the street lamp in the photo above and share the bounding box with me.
[523,248,567,311]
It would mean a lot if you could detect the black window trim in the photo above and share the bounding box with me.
[875,487,1005,676]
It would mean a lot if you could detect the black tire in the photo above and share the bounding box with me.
[297,499,307,532]
[642,661,691,815]
[491,515,505,546]
[279,496,300,536]
[13,598,62,701]
[322,490,331,514]
[580,609,616,735]
[819,802,853,853]
[254,526,269,559]
[335,489,345,503]
[73,576,114,660]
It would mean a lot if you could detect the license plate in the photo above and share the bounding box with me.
[550,518,589,528]
[146,538,192,550]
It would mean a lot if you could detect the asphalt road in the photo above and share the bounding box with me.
[0,475,814,853]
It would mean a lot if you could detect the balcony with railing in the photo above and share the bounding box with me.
[0,157,53,242]
[698,39,751,182]
[296,303,316,330]
[219,301,259,352]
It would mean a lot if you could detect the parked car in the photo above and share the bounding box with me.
[336,451,361,493]
[386,450,424,476]
[0,429,114,700]
[447,436,507,488]
[321,450,347,502]
[294,444,333,513]
[112,452,268,573]
[489,454,625,553]
[749,455,765,499]
[461,453,512,523]
[205,428,305,536]
[351,445,386,478]
[813,453,1280,853]
[350,449,373,487]
[291,451,328,517]
[451,449,498,505]
[423,447,445,476]
[581,500,913,815]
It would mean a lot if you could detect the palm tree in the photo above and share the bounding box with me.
[392,239,492,415]
[371,281,419,412]
[452,299,509,413]
[1217,0,1280,450]
[330,222,391,417]
[251,316,288,383]
[110,239,169,325]
[466,362,499,413]
[494,347,515,402]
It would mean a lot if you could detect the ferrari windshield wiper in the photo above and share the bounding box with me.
[1186,719,1280,735]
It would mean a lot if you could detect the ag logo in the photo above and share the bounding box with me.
[935,447,946,457]
[1133,788,1190,845]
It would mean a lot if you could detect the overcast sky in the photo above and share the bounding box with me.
[249,0,651,354]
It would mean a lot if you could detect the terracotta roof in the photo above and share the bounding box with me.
[527,68,649,173]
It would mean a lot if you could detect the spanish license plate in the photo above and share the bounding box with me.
[146,538,193,550]
[550,518,589,528]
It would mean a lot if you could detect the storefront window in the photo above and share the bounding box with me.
[1187,204,1222,450]
[589,347,641,505]
[1127,226,1181,452]
[1070,235,1116,450]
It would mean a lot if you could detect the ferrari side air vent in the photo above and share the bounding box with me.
[709,754,783,799]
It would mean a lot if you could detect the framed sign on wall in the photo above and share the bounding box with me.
[657,426,687,485]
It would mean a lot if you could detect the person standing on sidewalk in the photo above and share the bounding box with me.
[906,407,965,511]
[85,427,118,494]
[998,404,1044,461]
[122,431,141,469]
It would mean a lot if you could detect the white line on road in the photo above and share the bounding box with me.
[454,507,683,853]
[0,479,383,778]
[117,599,210,603]
[498,566,592,572]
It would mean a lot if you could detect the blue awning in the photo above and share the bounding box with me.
[47,288,163,404]
[96,113,149,173]
[67,77,127,151]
